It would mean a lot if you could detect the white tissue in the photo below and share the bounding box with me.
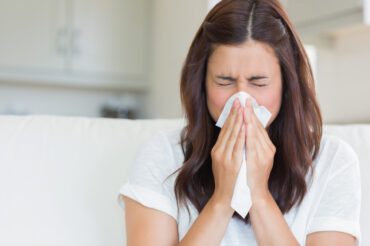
[215,91,272,218]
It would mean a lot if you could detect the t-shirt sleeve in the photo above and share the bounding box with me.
[307,145,362,245]
[116,130,179,222]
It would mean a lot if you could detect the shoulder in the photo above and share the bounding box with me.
[320,133,358,159]
[126,126,185,192]
[319,134,358,161]
[314,133,360,180]
[141,126,185,169]
[157,126,183,147]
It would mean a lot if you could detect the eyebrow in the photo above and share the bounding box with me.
[216,75,268,82]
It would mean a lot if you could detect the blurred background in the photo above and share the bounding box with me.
[0,0,369,123]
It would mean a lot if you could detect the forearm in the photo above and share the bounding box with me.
[249,190,299,246]
[178,195,234,246]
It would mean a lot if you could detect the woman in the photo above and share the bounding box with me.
[117,0,361,245]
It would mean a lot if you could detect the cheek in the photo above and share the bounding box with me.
[207,88,231,120]
[257,90,282,123]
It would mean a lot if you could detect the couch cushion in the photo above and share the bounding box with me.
[0,115,184,246]
[0,115,368,245]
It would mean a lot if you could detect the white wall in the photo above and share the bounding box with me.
[316,26,370,123]
[144,0,208,119]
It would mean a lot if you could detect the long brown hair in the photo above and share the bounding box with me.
[172,0,323,224]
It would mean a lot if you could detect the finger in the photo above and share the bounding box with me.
[248,103,275,151]
[244,99,274,151]
[246,114,256,155]
[218,99,239,139]
[232,121,246,163]
[244,98,253,126]
[224,106,244,159]
[252,124,271,158]
[217,99,240,150]
[245,103,266,157]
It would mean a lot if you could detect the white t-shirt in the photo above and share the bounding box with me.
[117,127,362,245]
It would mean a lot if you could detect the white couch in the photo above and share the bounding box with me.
[0,115,368,246]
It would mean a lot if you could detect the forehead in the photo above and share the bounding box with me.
[207,41,280,75]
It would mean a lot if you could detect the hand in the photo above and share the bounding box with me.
[243,98,276,201]
[211,99,246,207]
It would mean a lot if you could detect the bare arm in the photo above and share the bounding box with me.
[306,231,357,246]
[244,100,357,246]
[243,101,299,246]
[124,196,179,246]
[178,195,234,246]
[178,100,245,245]
[249,190,357,246]
[249,190,299,246]
[124,101,245,246]
[124,194,234,246]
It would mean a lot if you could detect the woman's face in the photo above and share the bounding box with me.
[205,40,283,129]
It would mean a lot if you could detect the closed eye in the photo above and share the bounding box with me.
[217,82,232,86]
[217,76,236,82]
[215,75,268,87]
[216,76,236,86]
[250,76,268,87]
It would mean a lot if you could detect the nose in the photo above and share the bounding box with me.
[233,83,257,106]
[235,81,249,94]
[235,84,252,97]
